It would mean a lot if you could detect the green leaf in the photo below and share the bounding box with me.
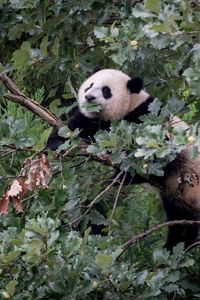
[12,49,30,68]
[132,4,156,18]
[52,36,60,57]
[47,230,59,248]
[171,243,184,266]
[7,250,21,262]
[81,227,91,253]
[94,26,109,38]
[90,210,108,226]
[179,259,194,268]
[40,36,49,57]
[58,126,69,138]
[0,0,7,9]
[153,248,170,265]
[6,280,17,297]
[95,254,113,270]
[134,148,156,158]
[150,35,171,50]
[8,24,26,40]
[150,23,169,33]
[65,233,82,257]
[33,128,52,150]
[86,145,100,155]
[82,102,101,113]
[148,99,161,116]
[111,53,127,66]
[111,27,119,38]
[145,0,160,14]
[148,139,159,148]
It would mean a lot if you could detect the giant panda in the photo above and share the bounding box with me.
[46,68,200,251]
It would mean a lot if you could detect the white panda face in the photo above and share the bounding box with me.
[78,69,132,121]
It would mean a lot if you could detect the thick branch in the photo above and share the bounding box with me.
[0,74,23,95]
[0,74,63,128]
[5,93,63,128]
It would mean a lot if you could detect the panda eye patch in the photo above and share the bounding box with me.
[102,86,112,99]
[84,82,94,93]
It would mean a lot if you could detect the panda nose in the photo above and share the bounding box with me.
[85,95,96,102]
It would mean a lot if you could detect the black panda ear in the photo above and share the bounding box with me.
[92,65,101,74]
[127,77,144,93]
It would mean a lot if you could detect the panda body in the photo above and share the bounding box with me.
[46,68,200,251]
[163,148,200,210]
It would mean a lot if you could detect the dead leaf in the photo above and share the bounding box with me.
[0,196,9,214]
[0,179,28,214]
[0,153,52,214]
[12,197,23,213]
[7,179,24,197]
[25,153,52,190]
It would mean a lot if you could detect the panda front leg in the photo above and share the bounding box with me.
[46,109,107,150]
[161,194,199,252]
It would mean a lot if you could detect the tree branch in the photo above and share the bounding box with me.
[0,74,64,128]
[117,219,200,259]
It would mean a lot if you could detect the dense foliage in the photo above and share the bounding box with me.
[0,0,200,299]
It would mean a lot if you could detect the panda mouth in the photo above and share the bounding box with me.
[82,102,102,114]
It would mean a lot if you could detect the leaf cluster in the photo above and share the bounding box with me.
[0,215,198,299]
[88,98,200,177]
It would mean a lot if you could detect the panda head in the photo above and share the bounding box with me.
[78,69,150,121]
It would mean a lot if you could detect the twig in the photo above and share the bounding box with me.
[69,170,124,228]
[184,240,200,253]
[117,220,200,260]
[22,193,37,202]
[0,175,22,181]
[106,275,118,292]
[64,205,88,216]
[77,153,113,165]
[0,150,16,159]
[10,150,15,167]
[109,172,127,231]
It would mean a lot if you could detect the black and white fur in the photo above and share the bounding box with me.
[46,68,200,251]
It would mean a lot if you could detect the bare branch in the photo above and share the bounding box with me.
[117,219,200,259]
[184,240,200,253]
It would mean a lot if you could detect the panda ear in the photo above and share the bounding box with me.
[92,65,101,74]
[127,77,144,94]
